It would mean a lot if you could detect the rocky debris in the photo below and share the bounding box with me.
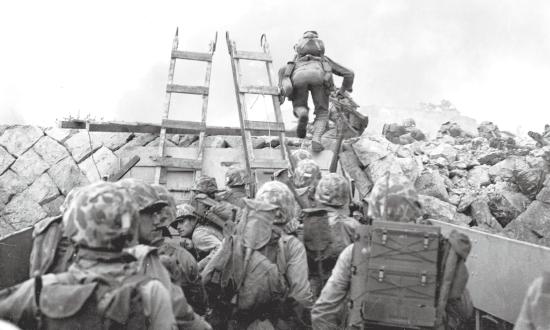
[467,165,491,188]
[11,149,49,185]
[428,143,457,162]
[33,136,70,166]
[527,124,550,147]
[415,170,450,202]
[352,136,391,167]
[504,201,550,245]
[79,146,119,182]
[420,195,470,226]
[0,125,44,157]
[438,121,474,139]
[487,190,530,227]
[515,168,545,199]
[382,119,426,145]
[470,199,503,231]
[477,149,507,165]
[0,146,15,175]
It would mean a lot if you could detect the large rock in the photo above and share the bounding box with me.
[0,146,15,175]
[537,186,550,204]
[415,170,450,202]
[420,195,469,225]
[32,136,70,165]
[23,172,60,205]
[79,146,120,182]
[477,149,507,165]
[487,190,530,227]
[48,157,90,195]
[64,131,102,163]
[0,125,44,156]
[366,154,404,183]
[0,170,27,205]
[505,201,550,245]
[488,157,519,182]
[2,194,47,230]
[45,127,73,143]
[467,165,491,188]
[515,168,545,199]
[352,136,391,167]
[10,149,49,184]
[470,199,503,231]
[428,143,457,162]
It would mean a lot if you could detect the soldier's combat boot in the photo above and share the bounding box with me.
[295,106,309,138]
[311,118,328,152]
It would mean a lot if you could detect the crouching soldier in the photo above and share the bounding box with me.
[279,31,354,152]
[202,181,314,329]
[0,181,178,329]
[312,173,473,330]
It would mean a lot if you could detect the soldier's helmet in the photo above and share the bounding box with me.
[152,184,177,227]
[294,159,322,189]
[315,173,350,207]
[175,203,196,220]
[367,172,422,223]
[225,166,249,187]
[290,149,313,165]
[255,181,296,224]
[191,175,218,195]
[117,178,167,212]
[64,181,139,251]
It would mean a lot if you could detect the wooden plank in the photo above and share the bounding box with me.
[171,50,212,62]
[244,120,285,132]
[108,155,140,181]
[251,159,289,169]
[162,119,206,132]
[234,50,272,62]
[239,85,279,95]
[167,84,209,95]
[60,120,298,137]
[431,220,550,323]
[149,156,202,169]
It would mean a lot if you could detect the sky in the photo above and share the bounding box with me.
[0,0,549,134]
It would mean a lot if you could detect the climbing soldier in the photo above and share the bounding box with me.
[279,30,354,152]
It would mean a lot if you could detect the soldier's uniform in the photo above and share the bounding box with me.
[306,173,359,298]
[0,181,179,330]
[202,181,313,329]
[28,187,81,277]
[279,31,354,152]
[119,179,210,327]
[293,158,322,210]
[515,273,550,330]
[312,174,473,330]
[216,166,249,209]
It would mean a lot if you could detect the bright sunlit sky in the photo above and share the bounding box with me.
[0,0,549,134]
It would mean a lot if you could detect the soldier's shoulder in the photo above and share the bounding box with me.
[33,215,63,237]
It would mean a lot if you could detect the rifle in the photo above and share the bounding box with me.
[328,90,361,173]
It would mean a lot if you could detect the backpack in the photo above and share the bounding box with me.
[294,35,325,57]
[35,272,150,330]
[203,200,289,313]
[348,221,472,329]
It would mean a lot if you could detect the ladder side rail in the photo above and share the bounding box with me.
[226,32,256,195]
[155,30,179,184]
[261,35,288,162]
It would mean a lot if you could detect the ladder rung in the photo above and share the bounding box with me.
[234,50,272,62]
[244,120,285,133]
[149,156,202,170]
[172,50,212,62]
[239,85,279,95]
[167,84,209,95]
[251,159,289,170]
[162,119,206,132]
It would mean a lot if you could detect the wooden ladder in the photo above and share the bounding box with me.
[154,28,218,187]
[226,32,290,196]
